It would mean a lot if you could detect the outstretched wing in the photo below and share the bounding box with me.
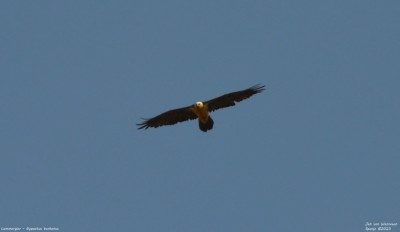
[205,84,265,112]
[137,105,197,129]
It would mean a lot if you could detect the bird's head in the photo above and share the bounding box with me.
[194,101,204,109]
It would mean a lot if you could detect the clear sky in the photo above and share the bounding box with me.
[1,1,399,232]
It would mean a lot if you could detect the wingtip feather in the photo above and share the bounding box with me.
[250,84,266,92]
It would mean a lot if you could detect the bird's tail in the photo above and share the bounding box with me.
[199,116,214,132]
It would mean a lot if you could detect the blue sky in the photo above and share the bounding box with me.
[1,1,399,231]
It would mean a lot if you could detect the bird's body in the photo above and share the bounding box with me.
[137,84,265,132]
[192,102,209,123]
[191,102,214,132]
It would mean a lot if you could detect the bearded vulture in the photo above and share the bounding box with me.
[137,84,265,132]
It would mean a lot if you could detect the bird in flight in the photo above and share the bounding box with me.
[137,84,265,132]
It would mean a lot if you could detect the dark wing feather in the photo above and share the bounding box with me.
[137,105,197,129]
[205,84,265,112]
